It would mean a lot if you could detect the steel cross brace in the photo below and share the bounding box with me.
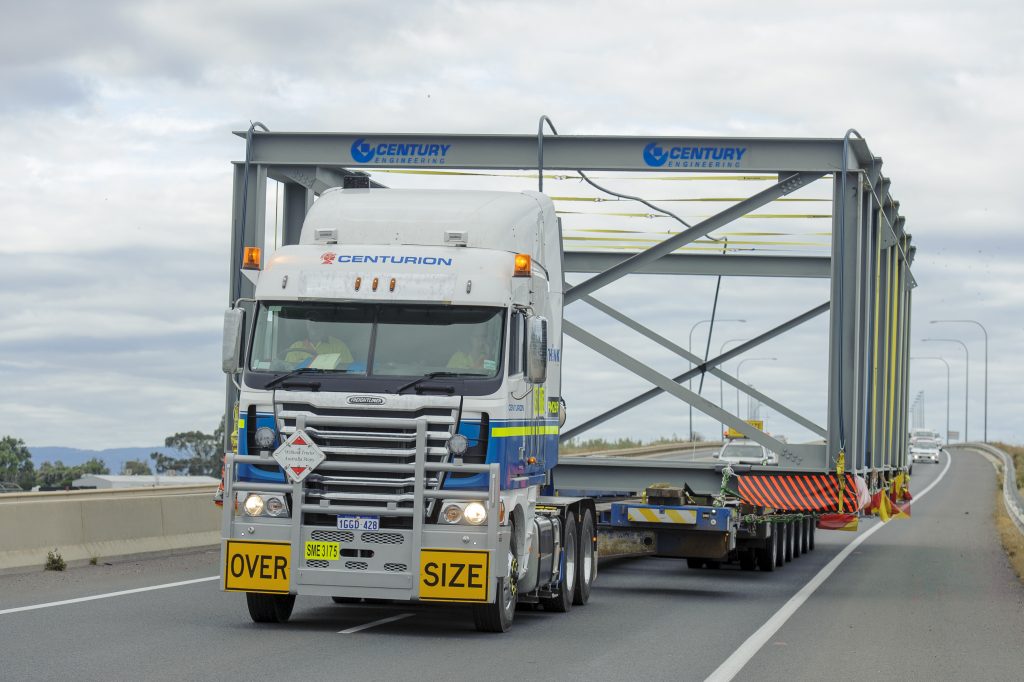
[564,171,825,303]
[560,301,830,444]
[577,294,827,438]
[563,320,802,464]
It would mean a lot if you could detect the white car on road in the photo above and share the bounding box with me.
[716,440,779,466]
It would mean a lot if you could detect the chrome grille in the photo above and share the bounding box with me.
[311,530,355,543]
[279,398,458,527]
[361,532,405,545]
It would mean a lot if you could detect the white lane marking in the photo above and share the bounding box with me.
[338,612,414,634]
[0,575,219,616]
[706,453,953,682]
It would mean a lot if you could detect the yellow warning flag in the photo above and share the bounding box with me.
[878,490,891,523]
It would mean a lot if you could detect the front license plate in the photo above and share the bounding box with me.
[304,541,340,561]
[224,540,289,593]
[419,549,490,603]
[338,515,379,531]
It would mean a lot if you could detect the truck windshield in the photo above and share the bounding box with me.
[249,303,504,380]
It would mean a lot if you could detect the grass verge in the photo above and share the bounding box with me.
[993,483,1024,584]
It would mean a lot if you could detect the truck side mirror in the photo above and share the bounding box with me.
[222,308,245,374]
[526,315,548,384]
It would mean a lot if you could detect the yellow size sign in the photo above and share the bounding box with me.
[224,540,290,594]
[419,549,490,603]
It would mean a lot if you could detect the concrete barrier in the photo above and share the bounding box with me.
[0,485,220,572]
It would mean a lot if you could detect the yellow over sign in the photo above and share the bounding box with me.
[725,419,764,440]
[419,549,490,603]
[224,540,290,594]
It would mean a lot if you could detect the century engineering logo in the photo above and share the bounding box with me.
[351,138,452,165]
[643,141,748,169]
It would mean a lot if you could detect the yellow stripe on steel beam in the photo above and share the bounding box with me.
[370,169,781,181]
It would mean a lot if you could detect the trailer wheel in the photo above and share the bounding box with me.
[775,522,786,567]
[246,593,295,623]
[791,519,802,559]
[541,513,577,613]
[739,549,757,571]
[757,525,777,571]
[573,508,596,606]
[783,522,794,562]
[800,518,811,554]
[473,532,518,632]
[808,519,816,551]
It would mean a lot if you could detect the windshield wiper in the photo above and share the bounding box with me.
[396,371,482,394]
[264,367,329,390]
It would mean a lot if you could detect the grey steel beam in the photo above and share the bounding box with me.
[563,320,799,464]
[552,458,739,496]
[825,172,862,470]
[229,163,267,302]
[579,294,826,437]
[282,181,312,247]
[564,252,830,278]
[268,165,386,194]
[561,302,830,442]
[236,131,874,173]
[565,171,825,303]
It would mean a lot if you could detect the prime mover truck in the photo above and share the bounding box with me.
[219,123,912,632]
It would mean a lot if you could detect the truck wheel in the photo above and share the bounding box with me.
[791,519,802,559]
[686,558,704,569]
[783,522,794,562]
[473,534,519,632]
[775,522,786,567]
[739,549,757,571]
[542,513,577,613]
[758,525,777,572]
[808,520,816,551]
[573,508,596,606]
[246,592,295,623]
[801,518,811,553]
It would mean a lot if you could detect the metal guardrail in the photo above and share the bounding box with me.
[953,443,1024,535]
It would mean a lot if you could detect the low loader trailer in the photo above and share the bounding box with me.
[218,120,912,631]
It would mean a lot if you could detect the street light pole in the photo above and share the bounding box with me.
[736,357,777,422]
[922,338,969,442]
[931,320,988,443]
[687,318,745,442]
[911,356,951,445]
[719,338,745,440]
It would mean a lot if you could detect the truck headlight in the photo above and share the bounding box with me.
[446,434,469,457]
[241,493,290,518]
[439,501,488,525]
[463,502,487,525]
[254,426,276,449]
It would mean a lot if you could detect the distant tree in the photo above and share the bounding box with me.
[150,450,188,475]
[79,457,110,475]
[0,436,35,489]
[36,461,76,489]
[122,459,152,476]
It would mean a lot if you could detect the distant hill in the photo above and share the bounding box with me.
[28,446,183,474]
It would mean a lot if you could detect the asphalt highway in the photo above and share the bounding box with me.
[1,448,1021,681]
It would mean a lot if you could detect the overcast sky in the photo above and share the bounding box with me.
[1,0,1021,449]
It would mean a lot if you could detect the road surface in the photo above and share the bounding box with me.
[1,447,1021,681]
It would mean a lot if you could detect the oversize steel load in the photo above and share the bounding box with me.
[220,119,912,629]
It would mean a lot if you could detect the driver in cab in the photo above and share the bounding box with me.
[447,327,496,373]
[285,319,353,369]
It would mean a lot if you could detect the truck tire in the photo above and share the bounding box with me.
[246,592,295,623]
[739,549,757,571]
[473,533,519,632]
[541,513,577,613]
[573,508,596,606]
[758,524,777,571]
[808,519,816,551]
[686,558,704,569]
[791,519,802,559]
[783,522,793,562]
[801,518,811,553]
[774,522,782,565]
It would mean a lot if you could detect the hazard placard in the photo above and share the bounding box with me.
[272,430,325,483]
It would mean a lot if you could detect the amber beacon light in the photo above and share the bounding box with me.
[242,246,262,270]
[513,253,531,277]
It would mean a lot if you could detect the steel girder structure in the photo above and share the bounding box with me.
[226,127,913,484]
